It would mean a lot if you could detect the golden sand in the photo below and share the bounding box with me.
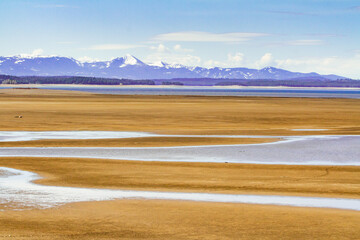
[0,200,359,239]
[0,137,278,147]
[0,89,359,239]
[0,89,359,135]
[0,157,359,199]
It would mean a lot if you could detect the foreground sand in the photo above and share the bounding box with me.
[0,89,359,239]
[0,89,359,135]
[1,157,359,199]
[0,200,359,239]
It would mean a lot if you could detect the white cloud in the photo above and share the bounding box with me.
[276,57,336,68]
[275,54,360,78]
[152,31,268,42]
[209,52,274,69]
[77,56,101,63]
[173,44,193,52]
[174,44,182,51]
[227,52,245,65]
[256,53,274,68]
[174,54,201,65]
[150,44,193,53]
[203,59,226,68]
[147,43,199,66]
[205,52,359,78]
[150,44,169,53]
[18,48,44,58]
[89,44,144,50]
[145,49,360,78]
[31,48,44,56]
[193,52,272,69]
[146,52,201,66]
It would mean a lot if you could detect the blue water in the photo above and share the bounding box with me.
[1,86,360,98]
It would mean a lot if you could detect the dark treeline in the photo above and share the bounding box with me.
[0,74,359,87]
[0,75,155,85]
[151,77,360,87]
[161,81,184,86]
[214,79,360,88]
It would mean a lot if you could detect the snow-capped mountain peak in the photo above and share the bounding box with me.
[147,61,187,69]
[112,54,144,68]
[166,63,186,69]
[148,61,167,67]
[123,54,142,65]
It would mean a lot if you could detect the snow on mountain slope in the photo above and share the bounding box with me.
[0,55,345,80]
[110,54,145,68]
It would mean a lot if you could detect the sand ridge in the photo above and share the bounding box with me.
[0,157,359,199]
[0,136,279,147]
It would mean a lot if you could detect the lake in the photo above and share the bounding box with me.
[1,85,360,98]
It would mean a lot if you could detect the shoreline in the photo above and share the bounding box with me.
[1,83,360,90]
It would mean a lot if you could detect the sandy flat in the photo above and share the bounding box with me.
[3,167,360,211]
[0,89,359,239]
[0,89,359,135]
[0,157,359,199]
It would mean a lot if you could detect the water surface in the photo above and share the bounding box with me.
[0,134,359,165]
[1,86,360,98]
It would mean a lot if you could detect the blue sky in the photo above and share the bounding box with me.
[1,0,360,77]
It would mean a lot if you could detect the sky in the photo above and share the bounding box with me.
[0,0,360,78]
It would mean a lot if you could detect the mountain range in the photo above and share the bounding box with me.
[0,54,345,80]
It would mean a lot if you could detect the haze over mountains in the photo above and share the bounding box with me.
[0,54,346,80]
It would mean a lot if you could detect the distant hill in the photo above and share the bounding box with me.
[0,54,347,80]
